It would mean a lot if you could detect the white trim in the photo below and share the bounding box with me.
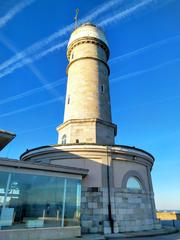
[0,166,82,180]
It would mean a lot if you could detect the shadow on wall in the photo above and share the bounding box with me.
[21,144,153,191]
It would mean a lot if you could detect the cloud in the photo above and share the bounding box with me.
[0,0,36,28]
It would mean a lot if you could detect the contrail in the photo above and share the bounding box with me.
[0,32,60,97]
[109,35,180,64]
[1,33,179,103]
[2,57,179,109]
[0,0,176,81]
[110,57,180,83]
[0,0,36,28]
[1,57,179,119]
[0,77,66,105]
[34,40,68,59]
[1,30,179,80]
[18,123,58,135]
[98,0,155,27]
[1,34,179,103]
[0,40,68,79]
[0,0,122,73]
[120,95,180,112]
[0,97,64,118]
[18,94,180,136]
[0,0,174,79]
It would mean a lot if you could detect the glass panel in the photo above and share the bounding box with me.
[64,178,81,226]
[127,177,142,190]
[0,170,81,230]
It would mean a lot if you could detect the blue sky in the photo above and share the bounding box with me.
[0,0,180,210]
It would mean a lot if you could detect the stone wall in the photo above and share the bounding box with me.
[81,187,160,234]
[112,188,157,232]
[57,24,117,145]
[65,42,111,123]
[57,118,116,145]
[81,187,113,234]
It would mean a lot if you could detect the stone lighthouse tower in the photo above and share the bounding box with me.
[57,23,116,145]
[22,23,160,235]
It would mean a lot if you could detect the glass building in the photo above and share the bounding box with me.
[0,159,87,231]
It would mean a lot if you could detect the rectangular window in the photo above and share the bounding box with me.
[67,95,70,104]
[0,170,81,230]
[101,85,104,93]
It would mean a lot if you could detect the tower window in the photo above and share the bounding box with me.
[101,85,104,93]
[71,53,74,59]
[67,95,70,104]
[62,134,67,144]
[76,139,79,143]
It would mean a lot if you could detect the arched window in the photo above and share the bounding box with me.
[126,177,142,190]
[62,135,67,144]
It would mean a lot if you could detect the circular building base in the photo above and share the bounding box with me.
[21,144,160,234]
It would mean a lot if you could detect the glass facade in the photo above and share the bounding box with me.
[0,170,81,230]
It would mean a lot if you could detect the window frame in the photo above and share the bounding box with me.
[62,134,67,144]
[126,176,142,190]
[121,170,146,192]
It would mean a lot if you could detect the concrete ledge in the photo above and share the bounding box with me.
[105,227,178,239]
[0,226,81,240]
[64,228,178,240]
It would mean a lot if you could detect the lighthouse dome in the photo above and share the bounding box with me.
[68,22,108,48]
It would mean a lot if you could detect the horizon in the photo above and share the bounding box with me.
[0,0,180,210]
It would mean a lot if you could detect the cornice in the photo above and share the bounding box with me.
[67,37,109,60]
[66,56,110,76]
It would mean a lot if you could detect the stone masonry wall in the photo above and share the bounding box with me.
[81,187,160,234]
[81,187,109,234]
[112,188,158,232]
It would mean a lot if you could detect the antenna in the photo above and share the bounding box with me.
[74,8,79,29]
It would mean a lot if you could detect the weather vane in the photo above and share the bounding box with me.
[74,8,79,29]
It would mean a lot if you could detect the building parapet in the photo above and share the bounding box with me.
[0,158,88,177]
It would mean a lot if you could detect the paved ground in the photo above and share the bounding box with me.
[73,230,180,240]
[118,232,180,239]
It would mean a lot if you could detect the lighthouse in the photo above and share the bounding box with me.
[57,23,116,145]
[21,23,160,235]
